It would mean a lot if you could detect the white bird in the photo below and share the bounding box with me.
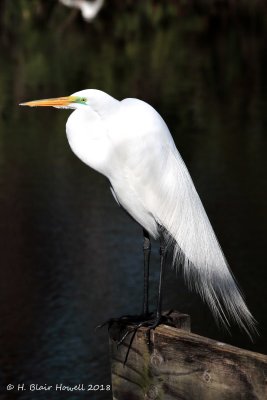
[20,89,257,338]
[59,0,104,22]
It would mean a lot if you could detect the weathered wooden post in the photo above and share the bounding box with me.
[109,311,267,400]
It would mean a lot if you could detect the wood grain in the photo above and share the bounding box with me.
[109,312,267,400]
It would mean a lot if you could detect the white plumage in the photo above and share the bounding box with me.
[22,89,257,338]
[59,0,104,22]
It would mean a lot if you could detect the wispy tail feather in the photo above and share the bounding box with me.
[155,147,258,339]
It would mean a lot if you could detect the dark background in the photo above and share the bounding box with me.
[0,1,266,399]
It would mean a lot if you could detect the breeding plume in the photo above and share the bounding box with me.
[20,89,257,338]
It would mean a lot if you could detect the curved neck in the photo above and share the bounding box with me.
[89,93,120,119]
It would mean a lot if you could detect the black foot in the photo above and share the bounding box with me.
[117,312,174,346]
[97,311,175,365]
[95,313,154,331]
[119,313,176,365]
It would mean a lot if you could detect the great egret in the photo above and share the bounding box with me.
[20,89,257,339]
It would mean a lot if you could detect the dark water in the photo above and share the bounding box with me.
[0,7,267,400]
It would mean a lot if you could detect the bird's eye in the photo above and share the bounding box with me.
[81,97,86,103]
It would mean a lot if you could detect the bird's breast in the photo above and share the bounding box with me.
[66,109,113,176]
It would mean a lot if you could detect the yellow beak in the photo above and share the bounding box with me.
[19,96,77,107]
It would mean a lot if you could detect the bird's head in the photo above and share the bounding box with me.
[20,89,118,112]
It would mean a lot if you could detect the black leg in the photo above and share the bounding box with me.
[143,228,151,317]
[102,230,169,365]
[156,234,167,320]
